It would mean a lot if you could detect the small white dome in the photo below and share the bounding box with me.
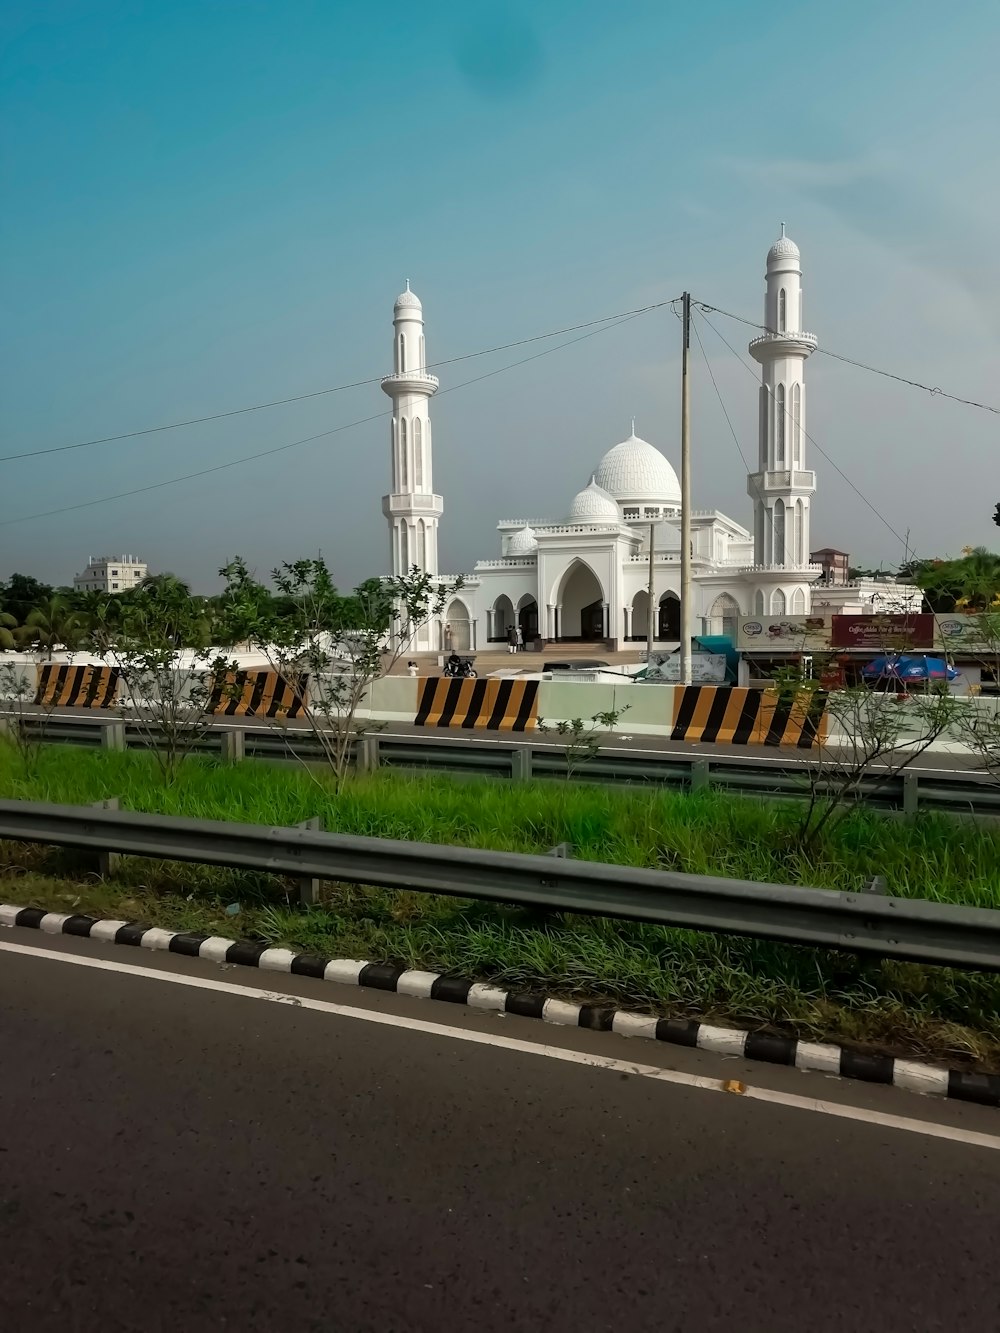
[568,479,620,523]
[767,227,800,264]
[394,280,422,312]
[593,430,680,506]
[507,525,538,554]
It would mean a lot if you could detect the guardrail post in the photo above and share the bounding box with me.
[691,759,709,793]
[296,816,322,906]
[219,728,245,763]
[100,720,126,752]
[511,747,532,782]
[903,771,919,815]
[92,798,122,877]
[357,735,380,774]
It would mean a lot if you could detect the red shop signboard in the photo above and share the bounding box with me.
[831,613,935,650]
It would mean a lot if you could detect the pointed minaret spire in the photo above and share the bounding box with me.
[630,416,636,436]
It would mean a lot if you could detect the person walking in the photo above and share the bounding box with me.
[515,623,524,653]
[507,624,517,655]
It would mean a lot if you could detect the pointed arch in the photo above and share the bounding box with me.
[397,332,406,373]
[791,587,807,615]
[400,417,408,489]
[778,288,786,332]
[754,589,765,616]
[419,335,426,371]
[390,419,398,490]
[791,383,802,466]
[444,598,471,651]
[795,499,805,565]
[552,559,605,641]
[775,384,786,464]
[708,593,741,639]
[773,498,785,565]
[414,417,423,490]
[399,522,409,573]
[417,518,426,570]
[771,588,786,615]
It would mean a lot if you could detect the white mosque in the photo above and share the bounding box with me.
[380,232,844,653]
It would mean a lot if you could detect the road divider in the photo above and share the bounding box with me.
[415,678,539,731]
[34,664,120,709]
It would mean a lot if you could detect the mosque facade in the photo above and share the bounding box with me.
[380,233,860,653]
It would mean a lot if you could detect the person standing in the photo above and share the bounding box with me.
[406,661,418,678]
[507,624,517,655]
[516,623,524,653]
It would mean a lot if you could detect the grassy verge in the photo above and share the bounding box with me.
[3,744,1000,1070]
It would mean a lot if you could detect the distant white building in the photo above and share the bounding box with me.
[73,554,148,595]
[379,231,917,652]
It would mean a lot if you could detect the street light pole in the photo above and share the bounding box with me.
[680,291,693,685]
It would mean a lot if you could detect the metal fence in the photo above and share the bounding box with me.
[1,797,999,970]
[4,713,999,817]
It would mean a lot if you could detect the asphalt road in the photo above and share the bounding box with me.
[3,930,1000,1332]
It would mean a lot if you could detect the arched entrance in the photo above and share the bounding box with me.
[443,598,472,651]
[490,594,514,642]
[517,595,538,642]
[658,592,680,640]
[630,590,649,641]
[708,593,741,639]
[555,561,606,641]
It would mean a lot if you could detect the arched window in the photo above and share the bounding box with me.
[419,335,426,371]
[795,499,805,565]
[778,288,786,332]
[398,333,406,372]
[791,587,806,615]
[773,498,785,565]
[414,417,423,489]
[754,589,765,616]
[771,588,786,615]
[399,522,409,572]
[390,419,398,490]
[417,519,426,570]
[400,417,408,489]
[791,383,802,466]
[775,384,785,464]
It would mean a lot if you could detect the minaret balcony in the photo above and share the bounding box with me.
[380,371,440,396]
[748,330,818,362]
[747,469,816,496]
[381,492,444,519]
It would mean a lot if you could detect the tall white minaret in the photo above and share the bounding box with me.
[747,226,817,568]
[380,282,443,576]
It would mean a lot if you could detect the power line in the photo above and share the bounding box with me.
[696,300,1000,416]
[696,307,912,553]
[0,308,650,529]
[0,298,680,464]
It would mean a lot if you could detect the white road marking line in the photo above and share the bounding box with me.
[2,938,998,1152]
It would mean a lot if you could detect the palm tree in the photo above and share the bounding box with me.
[15,596,84,660]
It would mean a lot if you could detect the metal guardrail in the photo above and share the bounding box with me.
[1,798,999,970]
[4,713,1000,816]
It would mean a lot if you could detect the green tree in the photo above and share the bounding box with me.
[0,572,54,623]
[15,595,84,660]
[219,555,462,791]
[0,612,17,651]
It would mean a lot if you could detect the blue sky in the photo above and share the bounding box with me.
[2,0,998,591]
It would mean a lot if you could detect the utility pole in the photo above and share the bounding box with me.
[646,521,655,658]
[680,291,693,685]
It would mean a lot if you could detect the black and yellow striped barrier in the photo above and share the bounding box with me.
[34,664,120,708]
[670,686,828,748]
[415,677,539,732]
[208,670,307,718]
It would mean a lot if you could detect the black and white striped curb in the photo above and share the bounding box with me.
[4,902,999,1108]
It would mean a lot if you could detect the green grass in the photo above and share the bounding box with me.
[3,743,1000,1070]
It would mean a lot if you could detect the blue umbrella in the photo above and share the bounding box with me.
[862,654,959,682]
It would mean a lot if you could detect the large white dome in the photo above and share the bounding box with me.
[567,479,620,523]
[593,430,680,506]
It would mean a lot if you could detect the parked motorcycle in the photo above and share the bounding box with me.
[442,656,477,679]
